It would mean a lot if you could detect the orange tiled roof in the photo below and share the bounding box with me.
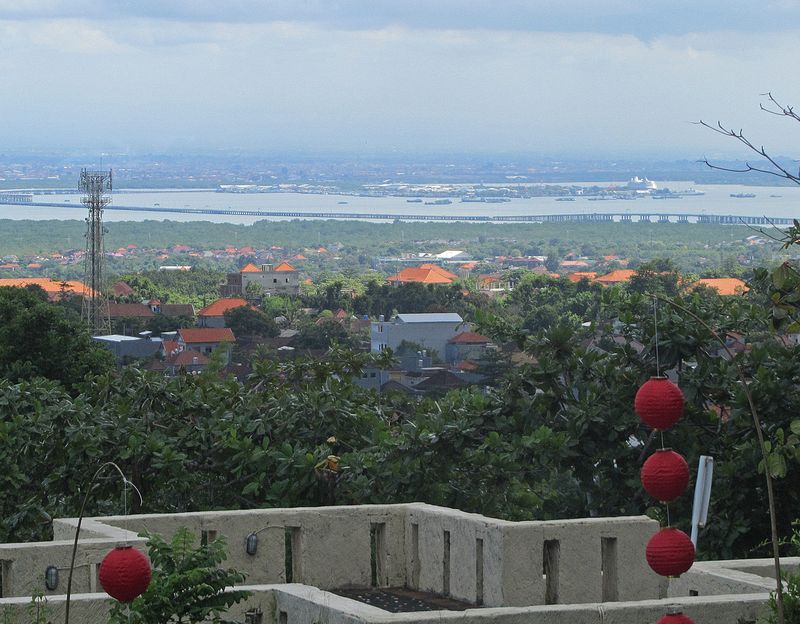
[460,262,478,270]
[179,327,235,344]
[293,254,307,260]
[694,278,749,296]
[240,263,261,273]
[108,303,155,318]
[166,350,210,366]
[567,272,598,283]
[0,278,93,297]
[198,298,250,317]
[560,260,590,268]
[448,331,491,344]
[387,265,455,284]
[455,360,478,371]
[595,269,636,284]
[417,263,458,279]
[275,261,297,271]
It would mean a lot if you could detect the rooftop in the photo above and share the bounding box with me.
[178,327,235,344]
[395,313,463,324]
[198,298,251,317]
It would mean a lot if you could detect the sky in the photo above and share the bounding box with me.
[3,1,800,158]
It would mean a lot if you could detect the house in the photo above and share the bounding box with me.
[178,327,235,363]
[445,331,492,363]
[0,278,93,301]
[567,272,598,283]
[693,278,748,296]
[164,349,210,376]
[594,269,636,286]
[387,264,456,285]
[220,262,300,297]
[371,313,467,360]
[108,303,156,319]
[198,298,251,328]
[91,334,161,362]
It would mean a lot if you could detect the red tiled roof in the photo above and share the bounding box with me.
[567,272,598,283]
[108,303,155,318]
[179,327,235,344]
[693,278,748,296]
[595,269,636,284]
[198,298,250,317]
[161,340,181,356]
[387,266,455,284]
[448,331,491,344]
[275,261,297,271]
[240,263,261,273]
[0,278,94,297]
[455,360,478,371]
[166,350,210,366]
[112,281,135,297]
[417,264,458,279]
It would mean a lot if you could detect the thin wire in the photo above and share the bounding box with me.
[666,503,671,528]
[660,430,666,451]
[653,298,661,377]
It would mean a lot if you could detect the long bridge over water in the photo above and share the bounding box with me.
[0,195,795,225]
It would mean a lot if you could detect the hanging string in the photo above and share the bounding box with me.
[665,502,671,528]
[660,430,666,451]
[653,297,661,377]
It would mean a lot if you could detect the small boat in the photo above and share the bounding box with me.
[555,197,576,202]
[337,201,348,205]
[730,193,755,198]
[770,194,782,198]
[406,199,423,203]
[424,199,452,205]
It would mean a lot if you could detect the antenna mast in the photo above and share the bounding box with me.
[80,169,112,335]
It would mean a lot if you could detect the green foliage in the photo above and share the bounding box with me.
[0,592,50,624]
[0,286,114,387]
[761,522,800,624]
[119,269,225,308]
[108,528,249,624]
[223,306,279,339]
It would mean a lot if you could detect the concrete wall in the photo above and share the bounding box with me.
[0,584,769,624]
[0,504,783,624]
[5,504,659,608]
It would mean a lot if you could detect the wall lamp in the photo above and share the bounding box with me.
[244,526,273,556]
[44,565,59,591]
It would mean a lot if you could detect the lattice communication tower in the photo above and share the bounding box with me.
[80,169,112,335]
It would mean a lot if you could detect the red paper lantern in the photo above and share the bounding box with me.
[99,546,151,602]
[641,449,690,502]
[646,528,695,577]
[657,612,695,624]
[635,377,684,430]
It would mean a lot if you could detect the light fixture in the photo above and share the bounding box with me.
[245,533,259,556]
[245,526,274,556]
[45,565,59,591]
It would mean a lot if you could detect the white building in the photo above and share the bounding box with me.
[371,313,467,360]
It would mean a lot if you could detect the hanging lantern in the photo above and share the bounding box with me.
[656,612,695,624]
[99,546,152,602]
[635,377,684,430]
[646,528,695,577]
[641,449,690,503]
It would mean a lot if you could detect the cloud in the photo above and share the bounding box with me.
[3,12,800,155]
[2,1,800,38]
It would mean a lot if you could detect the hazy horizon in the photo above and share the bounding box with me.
[4,1,800,159]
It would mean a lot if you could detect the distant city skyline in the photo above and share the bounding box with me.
[3,1,800,158]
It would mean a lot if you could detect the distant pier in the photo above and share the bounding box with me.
[0,196,795,225]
